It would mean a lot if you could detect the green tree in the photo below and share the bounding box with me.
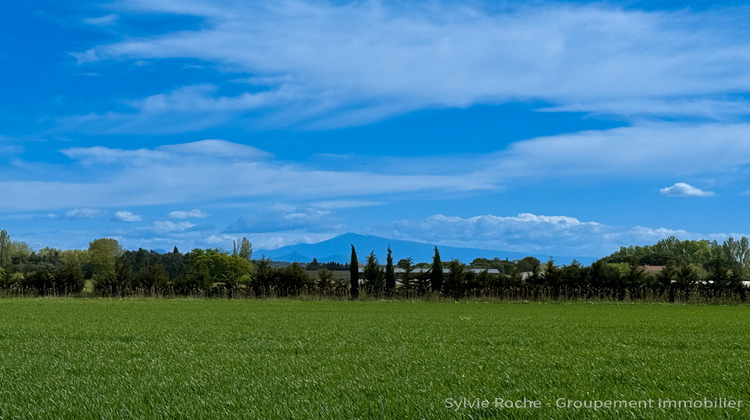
[89,238,124,292]
[55,252,86,293]
[278,262,311,296]
[385,246,395,296]
[252,258,275,296]
[178,258,212,294]
[363,251,384,294]
[431,246,443,293]
[397,257,414,297]
[516,256,541,273]
[188,249,253,291]
[0,229,11,269]
[444,259,466,298]
[233,237,253,260]
[135,263,169,291]
[307,258,322,271]
[350,245,359,298]
[316,267,336,295]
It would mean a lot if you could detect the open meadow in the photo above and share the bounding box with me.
[0,299,747,419]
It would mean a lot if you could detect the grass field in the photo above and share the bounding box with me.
[0,299,747,419]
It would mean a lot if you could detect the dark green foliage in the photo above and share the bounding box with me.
[252,258,274,296]
[177,258,212,294]
[443,259,466,298]
[430,246,443,293]
[350,245,359,298]
[469,257,515,275]
[306,258,321,270]
[55,258,85,293]
[363,251,384,295]
[316,267,336,295]
[0,229,10,269]
[232,237,253,260]
[385,246,395,296]
[0,227,748,302]
[397,257,414,297]
[603,236,713,267]
[23,269,54,291]
[515,256,541,273]
[276,262,311,296]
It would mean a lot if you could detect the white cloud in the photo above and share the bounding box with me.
[0,140,491,212]
[386,213,607,255]
[83,14,119,26]
[69,2,750,129]
[61,139,268,165]
[213,232,335,252]
[379,213,749,257]
[168,209,208,219]
[147,221,196,234]
[225,206,345,233]
[312,200,384,209]
[112,211,142,222]
[159,139,271,160]
[65,208,105,219]
[660,182,715,197]
[485,123,750,180]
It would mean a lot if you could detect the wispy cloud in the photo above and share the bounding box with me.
[485,123,750,181]
[83,14,119,26]
[0,140,492,212]
[224,206,345,233]
[69,1,750,130]
[65,208,105,219]
[145,221,197,234]
[378,213,747,257]
[112,211,142,222]
[168,209,208,219]
[660,182,715,197]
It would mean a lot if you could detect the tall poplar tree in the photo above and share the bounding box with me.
[0,229,10,269]
[431,246,443,293]
[385,246,395,296]
[350,245,359,298]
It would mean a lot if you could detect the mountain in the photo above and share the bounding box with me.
[255,233,596,265]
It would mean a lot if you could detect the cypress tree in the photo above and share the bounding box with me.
[350,245,359,298]
[363,251,383,294]
[431,246,443,293]
[385,246,395,296]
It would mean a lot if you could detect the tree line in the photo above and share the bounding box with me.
[0,229,747,302]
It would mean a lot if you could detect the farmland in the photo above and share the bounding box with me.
[0,299,747,419]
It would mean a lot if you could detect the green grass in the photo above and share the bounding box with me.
[0,299,747,419]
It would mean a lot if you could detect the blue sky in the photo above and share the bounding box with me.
[3,0,750,259]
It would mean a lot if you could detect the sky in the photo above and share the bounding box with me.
[2,0,750,259]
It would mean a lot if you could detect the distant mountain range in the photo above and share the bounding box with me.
[255,233,596,265]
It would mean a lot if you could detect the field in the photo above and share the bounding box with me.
[0,299,747,419]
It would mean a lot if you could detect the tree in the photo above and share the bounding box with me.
[252,258,275,296]
[233,237,253,260]
[187,248,253,291]
[363,251,383,294]
[349,245,359,298]
[0,229,11,269]
[89,238,124,292]
[431,246,443,293]
[307,258,321,271]
[444,259,466,298]
[397,257,414,297]
[516,256,541,273]
[55,251,86,293]
[316,267,336,295]
[278,263,310,296]
[385,246,395,296]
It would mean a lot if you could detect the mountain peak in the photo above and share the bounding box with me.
[255,233,595,265]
